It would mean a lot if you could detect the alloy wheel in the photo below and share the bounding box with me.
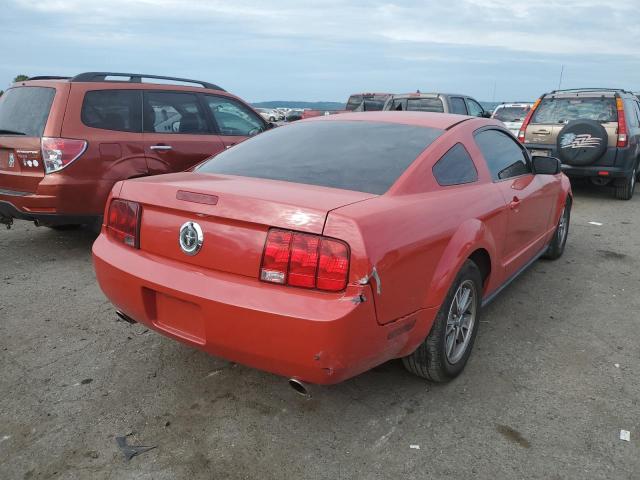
[445,280,477,364]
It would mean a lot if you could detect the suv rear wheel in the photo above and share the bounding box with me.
[614,165,636,200]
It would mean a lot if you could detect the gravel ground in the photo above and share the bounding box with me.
[1,181,639,479]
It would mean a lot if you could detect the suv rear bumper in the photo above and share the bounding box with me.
[0,198,98,226]
[525,143,636,178]
[0,178,113,225]
[559,165,630,178]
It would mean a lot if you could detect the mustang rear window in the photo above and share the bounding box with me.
[0,87,55,137]
[197,121,442,194]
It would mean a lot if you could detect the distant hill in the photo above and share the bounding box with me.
[253,101,345,110]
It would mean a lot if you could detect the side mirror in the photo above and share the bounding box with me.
[532,155,561,175]
[482,111,492,118]
[266,122,277,130]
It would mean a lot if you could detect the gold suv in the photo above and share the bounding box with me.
[518,88,640,200]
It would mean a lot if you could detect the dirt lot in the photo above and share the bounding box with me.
[1,182,639,480]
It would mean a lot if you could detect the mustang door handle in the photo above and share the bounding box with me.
[532,129,550,135]
[509,196,521,209]
[150,145,172,151]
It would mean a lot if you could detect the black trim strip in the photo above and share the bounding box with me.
[481,245,547,308]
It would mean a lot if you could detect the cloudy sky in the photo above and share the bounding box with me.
[2,0,639,102]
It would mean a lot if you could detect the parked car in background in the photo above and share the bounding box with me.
[256,108,278,122]
[0,72,268,230]
[518,88,640,199]
[93,111,571,388]
[302,92,392,119]
[383,92,491,117]
[492,103,533,136]
[345,93,392,111]
[285,109,303,122]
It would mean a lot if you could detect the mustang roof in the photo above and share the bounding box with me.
[310,111,474,130]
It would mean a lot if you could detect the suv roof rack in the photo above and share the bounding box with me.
[549,88,631,94]
[26,76,71,81]
[69,72,225,91]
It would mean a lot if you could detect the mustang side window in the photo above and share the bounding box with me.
[474,129,531,181]
[432,143,478,186]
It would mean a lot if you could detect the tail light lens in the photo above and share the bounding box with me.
[107,199,141,248]
[517,98,541,143]
[260,229,350,292]
[616,97,628,148]
[41,137,87,174]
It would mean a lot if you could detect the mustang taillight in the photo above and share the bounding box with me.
[260,228,350,292]
[107,199,141,248]
[41,137,87,174]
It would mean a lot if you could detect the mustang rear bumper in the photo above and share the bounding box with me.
[92,234,436,385]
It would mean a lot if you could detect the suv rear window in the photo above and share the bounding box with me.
[81,90,142,132]
[532,97,617,124]
[0,87,55,137]
[197,121,442,194]
[406,98,444,113]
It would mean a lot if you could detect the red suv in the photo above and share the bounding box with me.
[0,72,268,229]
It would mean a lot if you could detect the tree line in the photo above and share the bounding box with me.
[0,75,29,97]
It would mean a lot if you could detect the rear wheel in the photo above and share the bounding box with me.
[614,166,636,200]
[402,260,482,382]
[543,198,571,260]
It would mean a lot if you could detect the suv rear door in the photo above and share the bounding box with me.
[202,94,266,150]
[142,90,225,175]
[0,85,59,194]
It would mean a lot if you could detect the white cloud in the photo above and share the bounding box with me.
[11,0,640,57]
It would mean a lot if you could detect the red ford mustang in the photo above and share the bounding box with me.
[93,112,572,388]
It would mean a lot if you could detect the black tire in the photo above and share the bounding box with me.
[402,260,482,382]
[614,166,636,200]
[543,197,571,260]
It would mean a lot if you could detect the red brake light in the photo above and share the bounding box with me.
[260,229,350,292]
[41,137,87,174]
[288,233,319,288]
[107,199,141,248]
[616,97,628,148]
[317,238,350,291]
[518,98,541,143]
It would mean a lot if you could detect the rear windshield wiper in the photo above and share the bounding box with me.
[0,129,26,135]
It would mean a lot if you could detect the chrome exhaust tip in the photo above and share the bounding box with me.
[116,310,137,324]
[288,378,310,397]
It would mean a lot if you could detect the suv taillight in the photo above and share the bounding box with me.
[517,98,541,143]
[41,137,87,174]
[260,228,350,292]
[616,97,628,148]
[107,199,141,248]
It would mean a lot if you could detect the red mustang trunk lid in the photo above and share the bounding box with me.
[118,172,376,278]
